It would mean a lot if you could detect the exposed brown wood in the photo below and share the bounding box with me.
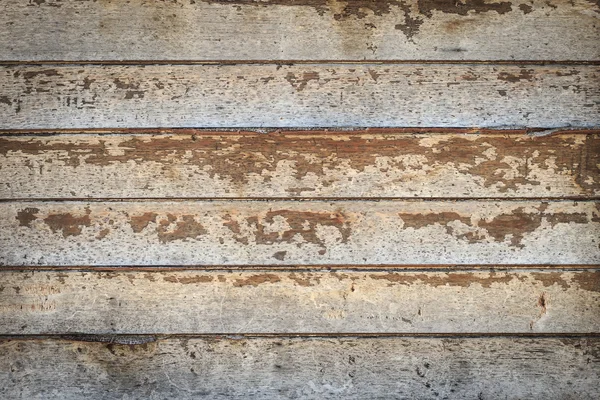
[0,270,597,334]
[1,200,598,266]
[1,131,598,199]
[1,65,598,129]
[1,264,598,271]
[1,0,599,61]
[1,337,598,399]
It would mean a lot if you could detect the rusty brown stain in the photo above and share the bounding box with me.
[417,0,512,17]
[199,0,514,39]
[156,215,207,244]
[243,210,351,249]
[201,0,401,19]
[329,272,351,281]
[476,208,544,248]
[399,205,590,248]
[288,272,319,287]
[369,272,514,288]
[529,272,571,290]
[97,272,117,280]
[223,214,248,245]
[129,212,158,233]
[519,3,533,13]
[570,271,600,292]
[285,71,320,92]
[232,273,281,287]
[43,209,92,238]
[498,69,535,83]
[399,211,471,236]
[163,275,213,284]
[3,133,597,195]
[96,228,110,240]
[16,208,39,227]
[129,212,209,244]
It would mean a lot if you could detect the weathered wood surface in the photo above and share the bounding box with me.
[1,337,598,399]
[1,270,597,334]
[1,65,598,129]
[1,131,598,199]
[2,200,598,265]
[1,0,599,61]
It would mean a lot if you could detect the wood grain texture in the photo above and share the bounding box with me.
[1,337,598,399]
[1,270,597,334]
[2,200,598,266]
[1,65,598,129]
[1,0,599,61]
[1,131,598,199]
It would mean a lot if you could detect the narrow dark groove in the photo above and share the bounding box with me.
[1,265,597,272]
[0,127,598,136]
[0,59,599,66]
[1,333,599,343]
[1,197,598,203]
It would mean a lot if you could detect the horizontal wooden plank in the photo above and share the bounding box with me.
[1,65,598,129]
[1,0,599,61]
[1,200,598,265]
[1,131,598,199]
[1,337,598,399]
[1,270,597,334]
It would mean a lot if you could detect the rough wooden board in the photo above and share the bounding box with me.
[1,337,598,399]
[1,65,598,129]
[1,200,598,265]
[1,270,597,334]
[1,131,598,199]
[1,0,599,61]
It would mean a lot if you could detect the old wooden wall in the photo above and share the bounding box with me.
[0,1,599,398]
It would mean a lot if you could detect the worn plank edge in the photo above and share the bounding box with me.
[1,60,600,66]
[2,265,597,271]
[3,197,600,202]
[3,333,600,343]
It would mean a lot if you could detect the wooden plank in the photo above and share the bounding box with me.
[1,0,599,61]
[1,65,598,129]
[1,131,598,199]
[1,337,598,399]
[1,270,597,334]
[1,200,598,265]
